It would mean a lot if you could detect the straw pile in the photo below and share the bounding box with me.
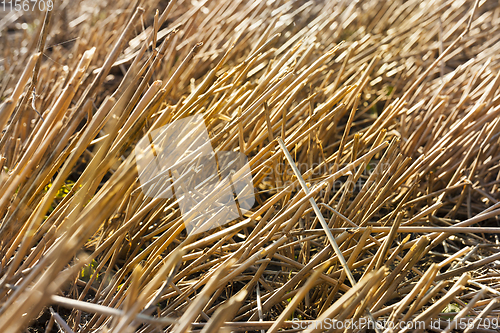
[1,0,500,332]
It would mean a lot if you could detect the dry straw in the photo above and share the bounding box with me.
[0,0,500,332]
